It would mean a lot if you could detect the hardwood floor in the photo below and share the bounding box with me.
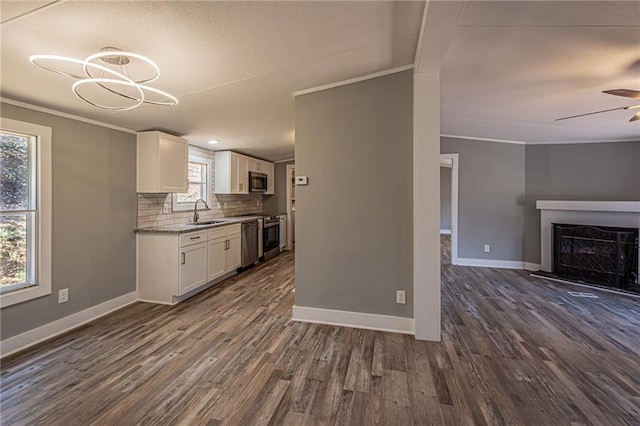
[2,241,640,425]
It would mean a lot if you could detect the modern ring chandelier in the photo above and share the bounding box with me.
[30,47,178,111]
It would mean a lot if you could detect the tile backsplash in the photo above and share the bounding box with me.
[136,146,264,228]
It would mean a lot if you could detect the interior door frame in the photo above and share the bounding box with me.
[286,164,295,250]
[440,153,459,265]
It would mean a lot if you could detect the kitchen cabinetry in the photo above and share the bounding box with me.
[265,162,275,195]
[214,151,275,195]
[137,223,242,305]
[248,158,265,173]
[137,131,188,193]
[207,224,241,281]
[180,241,208,294]
[215,151,248,194]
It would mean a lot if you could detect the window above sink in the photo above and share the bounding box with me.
[172,154,212,212]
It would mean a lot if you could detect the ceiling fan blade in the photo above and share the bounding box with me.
[630,111,640,122]
[603,89,640,99]
[555,106,629,121]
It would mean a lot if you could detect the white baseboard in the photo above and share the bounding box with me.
[524,262,541,271]
[440,229,452,235]
[292,305,415,335]
[0,291,137,359]
[457,257,529,269]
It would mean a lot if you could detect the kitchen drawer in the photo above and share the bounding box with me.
[208,223,241,240]
[180,231,207,247]
[226,224,241,236]
[208,227,227,241]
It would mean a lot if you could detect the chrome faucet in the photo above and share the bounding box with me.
[193,199,210,223]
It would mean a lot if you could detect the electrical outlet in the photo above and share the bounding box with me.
[162,204,171,214]
[58,288,69,304]
[484,244,491,253]
[396,290,406,304]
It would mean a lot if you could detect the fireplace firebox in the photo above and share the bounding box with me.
[553,224,639,293]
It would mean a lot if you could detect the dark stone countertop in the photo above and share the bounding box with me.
[135,216,261,234]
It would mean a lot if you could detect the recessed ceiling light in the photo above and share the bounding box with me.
[208,140,219,145]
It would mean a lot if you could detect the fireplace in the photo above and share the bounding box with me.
[537,201,640,295]
[553,223,639,293]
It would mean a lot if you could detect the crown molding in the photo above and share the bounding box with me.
[1,97,137,134]
[526,139,640,145]
[293,64,414,97]
[441,134,639,146]
[440,134,526,145]
[274,157,295,164]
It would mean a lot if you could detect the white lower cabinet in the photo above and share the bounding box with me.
[227,234,241,270]
[137,223,242,305]
[208,238,227,282]
[207,225,241,281]
[180,242,208,295]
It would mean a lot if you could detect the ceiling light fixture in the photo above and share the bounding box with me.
[29,47,178,111]
[208,140,219,145]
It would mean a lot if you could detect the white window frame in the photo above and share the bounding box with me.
[0,118,52,308]
[172,154,212,211]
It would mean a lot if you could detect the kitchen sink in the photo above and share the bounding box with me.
[186,220,228,226]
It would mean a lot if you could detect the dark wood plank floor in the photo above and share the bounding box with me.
[2,238,640,425]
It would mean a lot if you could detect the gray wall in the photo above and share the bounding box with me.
[263,160,294,213]
[440,166,451,231]
[441,137,525,261]
[295,70,413,318]
[1,103,137,340]
[524,141,640,264]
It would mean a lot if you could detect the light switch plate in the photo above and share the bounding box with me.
[58,288,69,304]
[295,176,308,185]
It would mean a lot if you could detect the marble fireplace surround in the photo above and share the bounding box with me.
[536,201,640,275]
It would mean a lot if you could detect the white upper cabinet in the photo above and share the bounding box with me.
[265,162,275,195]
[215,151,274,195]
[137,131,188,193]
[215,151,249,194]
[248,158,263,173]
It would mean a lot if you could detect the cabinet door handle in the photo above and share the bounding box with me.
[190,236,200,240]
[181,253,185,264]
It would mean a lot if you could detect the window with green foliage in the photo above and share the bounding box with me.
[172,155,212,211]
[1,131,36,292]
[1,118,51,307]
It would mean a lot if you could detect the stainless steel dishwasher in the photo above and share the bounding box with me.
[241,220,258,268]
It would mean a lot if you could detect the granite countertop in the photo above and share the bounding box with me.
[135,216,261,234]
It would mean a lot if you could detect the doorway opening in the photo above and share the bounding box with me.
[440,153,458,265]
[286,164,295,250]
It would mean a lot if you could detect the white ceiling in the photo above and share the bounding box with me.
[1,1,639,161]
[440,1,640,143]
[0,1,423,161]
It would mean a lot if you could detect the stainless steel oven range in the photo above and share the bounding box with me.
[262,215,280,261]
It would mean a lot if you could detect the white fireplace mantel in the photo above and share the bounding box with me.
[537,200,640,273]
[536,200,640,213]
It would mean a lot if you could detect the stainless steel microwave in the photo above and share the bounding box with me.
[249,172,267,193]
